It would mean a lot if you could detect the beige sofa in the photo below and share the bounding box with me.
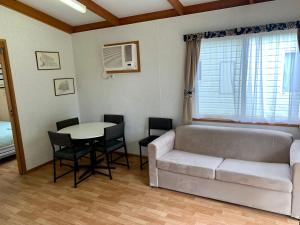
[148,125,300,218]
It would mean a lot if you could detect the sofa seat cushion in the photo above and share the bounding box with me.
[216,159,292,193]
[157,150,223,179]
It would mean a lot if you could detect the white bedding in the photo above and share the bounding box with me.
[0,121,15,159]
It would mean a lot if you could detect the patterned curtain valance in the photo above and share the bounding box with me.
[184,21,300,42]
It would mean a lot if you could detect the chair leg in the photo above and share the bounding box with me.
[59,146,62,168]
[53,158,57,183]
[73,160,78,188]
[90,151,95,174]
[75,161,79,172]
[139,145,143,170]
[110,153,113,166]
[105,152,112,180]
[124,144,130,169]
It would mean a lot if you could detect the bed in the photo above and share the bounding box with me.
[0,121,15,159]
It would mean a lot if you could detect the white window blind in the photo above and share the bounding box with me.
[194,30,300,124]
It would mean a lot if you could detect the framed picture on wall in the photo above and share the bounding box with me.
[53,78,75,96]
[0,63,4,88]
[35,51,61,70]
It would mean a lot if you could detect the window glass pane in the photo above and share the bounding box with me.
[219,61,235,94]
[194,30,300,124]
[282,52,295,93]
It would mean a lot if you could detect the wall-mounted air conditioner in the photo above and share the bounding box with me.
[102,41,140,74]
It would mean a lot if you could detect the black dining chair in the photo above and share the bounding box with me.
[93,123,129,179]
[56,117,79,131]
[104,114,124,124]
[48,131,93,188]
[139,117,173,170]
[103,114,125,162]
[56,117,88,166]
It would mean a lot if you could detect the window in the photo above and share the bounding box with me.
[194,30,300,124]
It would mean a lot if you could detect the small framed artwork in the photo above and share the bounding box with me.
[53,78,75,96]
[35,51,61,70]
[0,63,4,88]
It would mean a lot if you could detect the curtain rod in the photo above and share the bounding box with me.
[184,20,300,42]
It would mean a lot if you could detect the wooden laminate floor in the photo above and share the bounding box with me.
[0,156,299,225]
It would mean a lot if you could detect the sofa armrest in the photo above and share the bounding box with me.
[290,140,300,219]
[291,140,300,167]
[148,130,175,187]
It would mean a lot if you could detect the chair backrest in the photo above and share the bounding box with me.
[104,123,125,141]
[48,131,73,150]
[56,117,79,131]
[149,117,172,135]
[104,114,124,124]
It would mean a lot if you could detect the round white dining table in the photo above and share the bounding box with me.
[57,122,116,140]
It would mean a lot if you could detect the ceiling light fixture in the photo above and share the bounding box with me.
[59,0,87,14]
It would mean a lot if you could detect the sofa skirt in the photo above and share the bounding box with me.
[158,169,292,216]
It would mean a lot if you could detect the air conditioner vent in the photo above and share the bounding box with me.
[124,45,132,62]
[103,46,122,69]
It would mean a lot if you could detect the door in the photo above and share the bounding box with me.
[0,39,26,174]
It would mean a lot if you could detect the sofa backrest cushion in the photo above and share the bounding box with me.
[175,125,293,163]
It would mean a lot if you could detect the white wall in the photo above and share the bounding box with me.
[0,6,79,170]
[72,0,300,154]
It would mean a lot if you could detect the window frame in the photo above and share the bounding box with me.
[193,31,300,127]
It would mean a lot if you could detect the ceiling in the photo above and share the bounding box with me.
[20,0,104,26]
[93,0,172,19]
[18,0,215,26]
[19,0,103,26]
[0,0,274,33]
